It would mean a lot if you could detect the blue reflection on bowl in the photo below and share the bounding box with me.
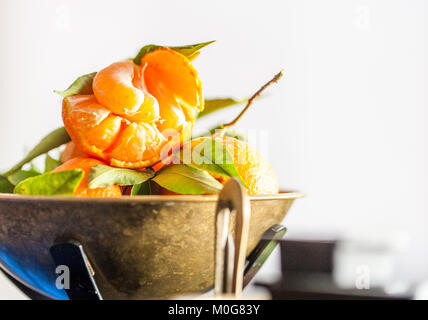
[0,246,68,300]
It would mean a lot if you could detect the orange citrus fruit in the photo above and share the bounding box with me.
[62,47,203,169]
[190,136,279,195]
[60,141,88,163]
[53,157,122,197]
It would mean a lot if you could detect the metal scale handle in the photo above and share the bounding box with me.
[214,178,251,297]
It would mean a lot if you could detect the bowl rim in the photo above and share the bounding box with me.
[0,190,304,203]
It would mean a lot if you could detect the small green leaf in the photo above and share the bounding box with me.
[171,40,216,61]
[88,165,154,189]
[152,164,222,195]
[45,154,62,172]
[131,181,151,196]
[29,162,40,173]
[132,45,160,65]
[14,170,84,196]
[198,97,247,118]
[7,170,40,186]
[4,127,71,177]
[54,72,97,98]
[0,176,14,193]
[183,138,246,187]
[133,40,215,65]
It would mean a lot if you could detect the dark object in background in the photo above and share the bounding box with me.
[258,239,413,300]
[282,239,335,273]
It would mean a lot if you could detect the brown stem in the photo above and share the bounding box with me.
[218,70,284,136]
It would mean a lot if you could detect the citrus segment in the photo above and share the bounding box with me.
[61,141,87,163]
[93,60,159,123]
[107,122,166,168]
[142,47,203,130]
[62,95,122,159]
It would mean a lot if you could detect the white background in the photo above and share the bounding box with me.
[0,0,426,299]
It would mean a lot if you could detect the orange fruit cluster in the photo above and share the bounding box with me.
[58,46,279,197]
[62,47,203,169]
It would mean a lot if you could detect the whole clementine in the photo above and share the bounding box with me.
[189,136,279,195]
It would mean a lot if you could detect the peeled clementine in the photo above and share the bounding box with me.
[62,47,203,169]
[53,157,122,197]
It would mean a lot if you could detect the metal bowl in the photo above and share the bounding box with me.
[0,191,302,299]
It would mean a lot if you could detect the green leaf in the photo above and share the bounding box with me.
[54,41,213,104]
[152,164,222,195]
[7,170,40,186]
[132,45,160,65]
[0,176,14,193]
[4,127,71,177]
[54,72,97,98]
[131,181,151,196]
[45,154,62,172]
[183,138,246,187]
[88,165,154,189]
[198,97,247,118]
[29,162,40,173]
[13,170,84,196]
[171,41,216,61]
[133,40,215,65]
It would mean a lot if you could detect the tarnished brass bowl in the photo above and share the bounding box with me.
[0,192,302,299]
